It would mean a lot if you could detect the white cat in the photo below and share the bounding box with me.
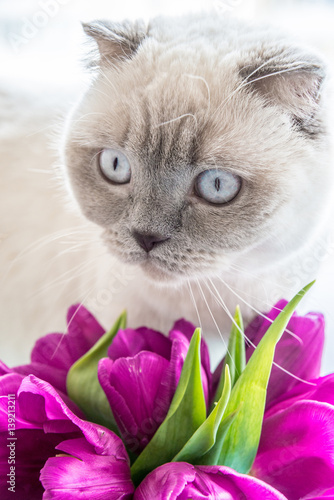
[1,13,334,367]
[62,14,334,332]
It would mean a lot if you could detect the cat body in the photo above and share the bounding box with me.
[61,13,333,337]
[2,12,333,368]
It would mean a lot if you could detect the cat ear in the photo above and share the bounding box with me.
[240,53,325,134]
[82,20,147,66]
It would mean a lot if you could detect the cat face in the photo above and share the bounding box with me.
[63,15,331,284]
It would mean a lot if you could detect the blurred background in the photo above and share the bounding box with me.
[1,0,334,371]
[1,0,334,90]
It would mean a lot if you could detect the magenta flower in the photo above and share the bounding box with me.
[14,305,105,394]
[252,374,334,499]
[1,291,331,499]
[41,436,133,500]
[0,374,134,499]
[244,299,324,409]
[133,462,287,499]
[98,319,211,453]
[0,371,80,498]
[304,489,334,499]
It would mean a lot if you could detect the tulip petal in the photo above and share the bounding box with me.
[169,329,210,407]
[14,335,73,394]
[1,374,132,499]
[66,312,126,431]
[18,376,129,460]
[98,352,170,452]
[245,300,324,409]
[253,400,334,500]
[264,374,334,417]
[134,462,287,499]
[131,330,206,485]
[108,327,171,360]
[0,428,69,500]
[14,305,106,394]
[153,332,188,420]
[0,361,12,375]
[20,377,134,499]
[0,373,69,432]
[134,462,196,499]
[302,488,334,499]
[40,437,134,500]
[0,374,81,499]
[66,304,106,352]
[172,318,211,394]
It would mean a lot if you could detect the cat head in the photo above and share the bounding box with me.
[62,14,331,284]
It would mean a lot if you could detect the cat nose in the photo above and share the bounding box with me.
[132,231,170,253]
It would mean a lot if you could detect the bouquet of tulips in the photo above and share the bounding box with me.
[1,281,333,499]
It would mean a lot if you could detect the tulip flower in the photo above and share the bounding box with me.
[0,374,134,499]
[252,374,334,499]
[304,489,334,499]
[98,319,211,453]
[244,299,324,409]
[133,462,288,499]
[1,284,332,499]
[41,436,134,500]
[14,305,105,394]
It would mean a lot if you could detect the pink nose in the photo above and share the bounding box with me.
[132,231,170,253]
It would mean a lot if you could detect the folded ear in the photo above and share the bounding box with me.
[82,19,147,66]
[240,50,326,135]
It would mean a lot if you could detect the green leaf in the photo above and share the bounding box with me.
[131,329,206,486]
[201,408,239,465]
[225,305,245,387]
[172,365,232,464]
[66,311,127,433]
[218,281,314,473]
[213,306,245,408]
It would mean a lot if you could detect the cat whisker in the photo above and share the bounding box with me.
[211,277,316,387]
[26,168,55,174]
[50,285,99,361]
[227,261,297,294]
[214,56,315,117]
[42,241,101,269]
[156,113,198,129]
[201,277,241,374]
[89,150,103,167]
[29,251,107,298]
[1,226,96,283]
[195,278,229,354]
[215,274,303,344]
[204,277,247,343]
[25,121,64,139]
[217,277,284,311]
[187,279,203,330]
[100,69,118,93]
[271,361,316,387]
[184,73,211,117]
[70,110,106,125]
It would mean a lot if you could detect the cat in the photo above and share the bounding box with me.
[2,12,332,367]
[59,12,333,347]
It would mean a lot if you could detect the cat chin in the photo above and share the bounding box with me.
[139,259,187,287]
[138,258,227,290]
[110,245,233,288]
[104,245,185,285]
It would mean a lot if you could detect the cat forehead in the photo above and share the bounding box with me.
[76,60,292,181]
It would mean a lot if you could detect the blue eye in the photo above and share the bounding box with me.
[195,169,241,204]
[99,149,131,184]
